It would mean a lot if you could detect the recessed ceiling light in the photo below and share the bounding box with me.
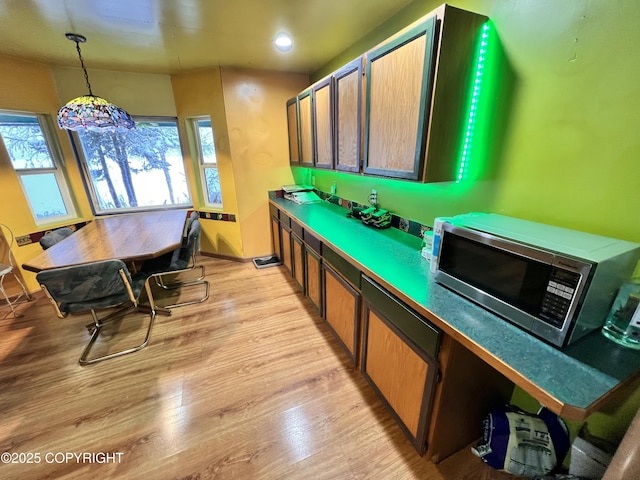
[274,32,293,52]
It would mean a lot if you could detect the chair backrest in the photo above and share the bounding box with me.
[36,259,137,316]
[186,218,202,256]
[174,218,201,266]
[181,211,199,247]
[40,227,73,250]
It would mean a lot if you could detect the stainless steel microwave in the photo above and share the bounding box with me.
[431,213,640,347]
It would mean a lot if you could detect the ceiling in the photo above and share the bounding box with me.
[0,0,415,75]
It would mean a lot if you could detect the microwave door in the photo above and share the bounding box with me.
[435,227,556,336]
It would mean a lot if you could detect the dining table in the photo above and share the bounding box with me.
[23,210,189,317]
[22,210,188,273]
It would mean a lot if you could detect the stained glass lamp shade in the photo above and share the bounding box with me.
[57,33,135,132]
[58,95,134,131]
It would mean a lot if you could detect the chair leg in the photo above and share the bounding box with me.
[153,265,206,289]
[149,273,210,309]
[79,305,156,366]
[164,279,210,309]
[12,270,32,302]
[84,303,134,334]
[136,278,172,317]
[0,277,18,317]
[0,271,31,318]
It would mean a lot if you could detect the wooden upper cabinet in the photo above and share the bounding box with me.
[364,16,437,180]
[298,89,314,167]
[334,58,363,173]
[286,97,300,165]
[286,5,488,182]
[312,77,333,169]
[423,5,489,183]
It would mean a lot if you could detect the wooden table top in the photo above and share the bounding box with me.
[22,210,188,273]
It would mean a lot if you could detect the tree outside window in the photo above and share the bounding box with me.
[0,112,76,224]
[72,118,192,214]
[191,117,222,208]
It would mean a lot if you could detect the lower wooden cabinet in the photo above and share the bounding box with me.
[361,276,440,454]
[270,211,322,313]
[360,275,513,459]
[365,311,431,437]
[280,225,292,273]
[291,233,304,291]
[268,202,514,462]
[323,262,360,364]
[305,246,322,314]
[271,215,281,261]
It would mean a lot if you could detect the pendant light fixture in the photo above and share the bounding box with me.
[57,33,135,131]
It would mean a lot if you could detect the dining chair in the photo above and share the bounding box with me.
[39,227,73,250]
[182,211,199,246]
[36,259,158,365]
[0,223,32,317]
[142,217,209,308]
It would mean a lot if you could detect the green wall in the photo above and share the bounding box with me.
[302,0,640,244]
[297,0,640,448]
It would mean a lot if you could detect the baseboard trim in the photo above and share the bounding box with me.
[200,251,259,263]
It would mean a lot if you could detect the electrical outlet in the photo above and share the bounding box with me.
[369,189,378,206]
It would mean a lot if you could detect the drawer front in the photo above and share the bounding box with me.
[303,229,322,255]
[291,219,304,238]
[361,275,440,358]
[269,203,279,219]
[323,245,361,289]
[280,212,291,228]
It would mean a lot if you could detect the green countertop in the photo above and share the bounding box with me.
[271,197,640,420]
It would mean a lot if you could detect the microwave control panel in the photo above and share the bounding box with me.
[539,268,581,328]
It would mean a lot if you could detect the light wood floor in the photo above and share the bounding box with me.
[0,257,520,479]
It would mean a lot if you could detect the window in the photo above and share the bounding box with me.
[191,117,222,208]
[0,111,76,224]
[72,117,192,214]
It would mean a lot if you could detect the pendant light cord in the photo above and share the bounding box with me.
[74,40,94,96]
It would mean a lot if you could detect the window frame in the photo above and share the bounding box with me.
[69,116,194,216]
[0,110,77,226]
[188,116,223,209]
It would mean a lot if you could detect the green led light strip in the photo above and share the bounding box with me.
[457,22,492,182]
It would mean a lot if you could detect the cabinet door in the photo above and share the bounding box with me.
[298,89,314,167]
[360,276,440,455]
[280,225,292,273]
[323,263,360,364]
[334,58,363,173]
[362,307,435,454]
[291,233,304,291]
[286,97,300,165]
[312,77,333,169]
[364,17,436,180]
[305,246,322,315]
[271,216,281,260]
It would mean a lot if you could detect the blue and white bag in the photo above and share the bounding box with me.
[472,405,570,477]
